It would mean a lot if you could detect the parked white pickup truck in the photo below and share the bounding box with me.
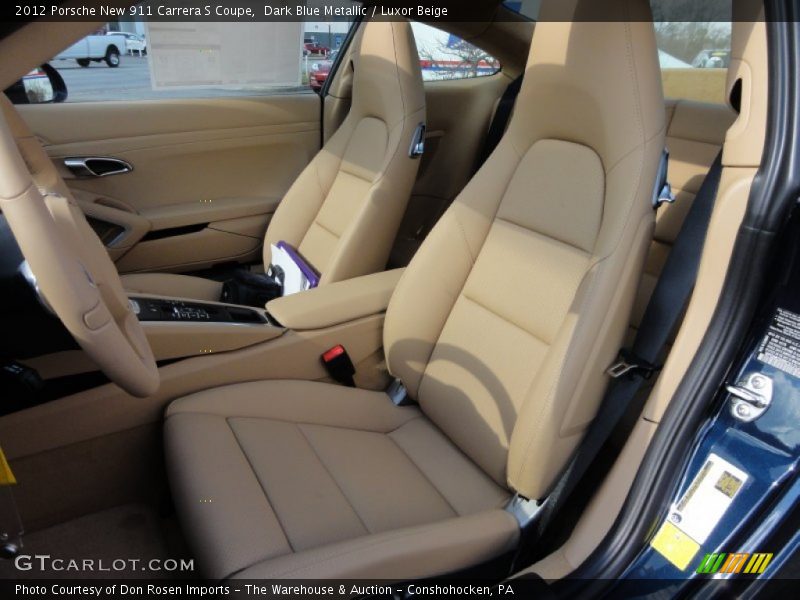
[54,34,127,68]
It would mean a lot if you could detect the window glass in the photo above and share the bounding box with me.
[655,22,732,104]
[656,22,732,69]
[502,0,540,21]
[41,5,357,102]
[651,0,732,105]
[410,23,501,82]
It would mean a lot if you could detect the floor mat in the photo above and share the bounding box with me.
[0,503,194,579]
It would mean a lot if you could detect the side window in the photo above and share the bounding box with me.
[32,11,357,103]
[410,23,500,82]
[502,1,540,21]
[652,0,732,105]
[655,22,732,104]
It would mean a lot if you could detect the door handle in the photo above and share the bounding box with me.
[64,157,133,178]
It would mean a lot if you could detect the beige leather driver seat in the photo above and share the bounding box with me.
[165,0,665,580]
[122,19,425,301]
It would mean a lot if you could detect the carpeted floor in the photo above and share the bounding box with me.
[0,503,194,579]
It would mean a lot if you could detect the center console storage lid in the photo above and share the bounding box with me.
[266,268,404,331]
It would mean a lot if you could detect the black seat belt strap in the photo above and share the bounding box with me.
[475,74,524,172]
[530,152,724,545]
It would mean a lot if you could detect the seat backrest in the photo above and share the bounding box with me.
[383,0,666,501]
[263,19,425,285]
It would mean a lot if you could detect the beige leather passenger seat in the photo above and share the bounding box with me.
[628,99,736,337]
[122,19,425,301]
[164,0,666,581]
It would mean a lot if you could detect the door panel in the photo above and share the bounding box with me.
[18,94,321,273]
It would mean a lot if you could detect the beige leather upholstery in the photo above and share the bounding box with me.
[121,273,223,301]
[629,99,736,334]
[121,19,425,300]
[385,3,664,499]
[165,0,665,580]
[266,268,403,330]
[166,381,515,580]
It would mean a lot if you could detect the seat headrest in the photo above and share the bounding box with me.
[509,0,665,170]
[351,19,425,124]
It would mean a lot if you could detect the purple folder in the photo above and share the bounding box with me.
[277,241,320,288]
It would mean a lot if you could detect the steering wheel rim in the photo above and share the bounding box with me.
[0,95,159,397]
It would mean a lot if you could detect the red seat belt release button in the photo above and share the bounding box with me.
[321,345,355,387]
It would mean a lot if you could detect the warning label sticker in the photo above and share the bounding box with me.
[756,307,800,378]
[651,453,749,570]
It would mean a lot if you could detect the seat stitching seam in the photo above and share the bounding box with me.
[310,218,341,240]
[517,18,652,492]
[512,254,605,488]
[338,163,378,184]
[361,112,413,190]
[311,166,372,240]
[294,424,373,535]
[600,119,663,180]
[385,429,460,517]
[452,212,478,264]
[224,417,295,553]
[173,411,420,434]
[416,149,524,396]
[624,17,644,148]
[297,123,350,254]
[494,216,595,255]
[460,293,550,346]
[594,124,664,265]
[390,23,406,117]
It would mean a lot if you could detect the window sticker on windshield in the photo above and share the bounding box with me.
[651,453,748,570]
[756,307,800,378]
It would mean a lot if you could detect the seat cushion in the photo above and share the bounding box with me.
[121,273,222,301]
[164,380,515,580]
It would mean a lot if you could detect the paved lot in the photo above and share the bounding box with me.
[53,55,310,102]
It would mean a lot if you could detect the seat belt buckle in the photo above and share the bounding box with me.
[386,378,414,406]
[408,122,426,158]
[321,345,355,387]
[606,349,660,380]
[652,148,675,208]
[657,181,675,206]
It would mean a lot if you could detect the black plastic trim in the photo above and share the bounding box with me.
[140,222,208,242]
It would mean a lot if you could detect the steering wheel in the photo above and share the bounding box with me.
[0,96,158,397]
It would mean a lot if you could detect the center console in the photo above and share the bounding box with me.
[130,296,270,325]
[129,295,283,362]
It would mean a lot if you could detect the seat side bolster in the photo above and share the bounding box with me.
[507,206,656,499]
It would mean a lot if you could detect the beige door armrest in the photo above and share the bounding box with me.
[141,196,281,231]
[267,268,404,330]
